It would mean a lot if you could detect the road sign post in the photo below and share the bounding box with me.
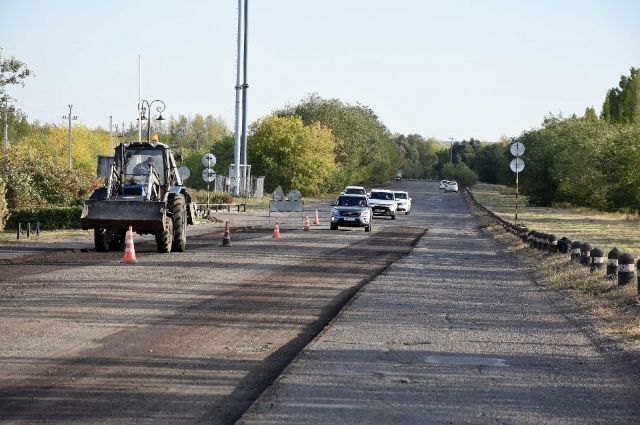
[509,142,525,222]
[201,154,217,209]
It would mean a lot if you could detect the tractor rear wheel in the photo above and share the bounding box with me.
[94,228,109,252]
[155,216,173,253]
[170,194,187,252]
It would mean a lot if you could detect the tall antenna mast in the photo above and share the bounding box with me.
[233,0,243,196]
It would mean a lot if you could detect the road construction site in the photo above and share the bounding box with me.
[1,180,639,425]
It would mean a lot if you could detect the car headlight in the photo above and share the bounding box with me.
[331,208,338,216]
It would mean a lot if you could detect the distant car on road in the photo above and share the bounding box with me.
[439,180,448,190]
[394,191,412,214]
[341,186,367,196]
[368,189,397,219]
[444,181,459,193]
[330,194,372,232]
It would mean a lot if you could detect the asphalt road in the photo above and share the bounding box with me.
[1,180,638,424]
[238,180,640,425]
[0,185,423,425]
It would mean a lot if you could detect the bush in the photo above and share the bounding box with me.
[6,206,83,230]
[0,176,8,231]
[453,162,479,188]
[192,190,234,204]
[0,145,99,209]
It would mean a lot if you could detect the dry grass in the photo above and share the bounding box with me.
[472,182,640,259]
[473,206,640,351]
[0,228,91,244]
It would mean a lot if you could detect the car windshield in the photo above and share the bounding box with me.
[394,192,407,200]
[370,192,394,200]
[336,196,368,207]
[345,188,365,195]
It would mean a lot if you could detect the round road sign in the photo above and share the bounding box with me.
[510,142,525,157]
[202,168,217,182]
[510,158,525,173]
[178,166,191,181]
[202,153,217,167]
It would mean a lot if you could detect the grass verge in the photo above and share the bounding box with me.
[472,182,640,259]
[466,189,640,351]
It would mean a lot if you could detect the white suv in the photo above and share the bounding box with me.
[394,191,412,214]
[368,189,397,220]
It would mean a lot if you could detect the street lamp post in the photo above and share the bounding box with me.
[138,99,165,142]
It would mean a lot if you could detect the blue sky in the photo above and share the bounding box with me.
[1,0,638,141]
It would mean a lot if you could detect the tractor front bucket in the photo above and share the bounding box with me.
[80,200,166,231]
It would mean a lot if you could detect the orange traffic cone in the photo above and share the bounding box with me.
[121,226,137,264]
[221,221,231,247]
[303,216,310,231]
[313,209,320,225]
[273,218,281,239]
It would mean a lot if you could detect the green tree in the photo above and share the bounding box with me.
[453,162,478,187]
[583,106,598,122]
[601,67,640,124]
[474,140,510,184]
[0,49,32,101]
[277,94,401,188]
[248,115,338,196]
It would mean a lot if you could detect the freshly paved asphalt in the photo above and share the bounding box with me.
[237,180,640,425]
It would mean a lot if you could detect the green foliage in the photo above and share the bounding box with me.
[0,49,32,101]
[474,139,510,185]
[601,67,640,124]
[165,114,230,151]
[0,175,7,230]
[394,134,439,178]
[440,162,455,180]
[6,206,82,230]
[452,162,478,187]
[249,115,338,196]
[515,115,640,210]
[277,94,402,188]
[0,144,98,209]
[452,138,482,166]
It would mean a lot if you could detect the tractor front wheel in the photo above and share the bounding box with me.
[170,195,187,252]
[155,217,174,253]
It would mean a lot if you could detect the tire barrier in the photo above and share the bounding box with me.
[557,237,572,254]
[464,187,638,296]
[607,247,621,278]
[590,247,605,272]
[580,243,593,267]
[570,241,583,263]
[548,234,557,253]
[618,253,635,286]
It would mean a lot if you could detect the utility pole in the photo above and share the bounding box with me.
[63,105,77,169]
[109,115,113,152]
[448,137,454,163]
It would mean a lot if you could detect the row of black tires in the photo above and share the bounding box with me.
[94,194,187,253]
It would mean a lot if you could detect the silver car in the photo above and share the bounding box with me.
[330,195,372,232]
